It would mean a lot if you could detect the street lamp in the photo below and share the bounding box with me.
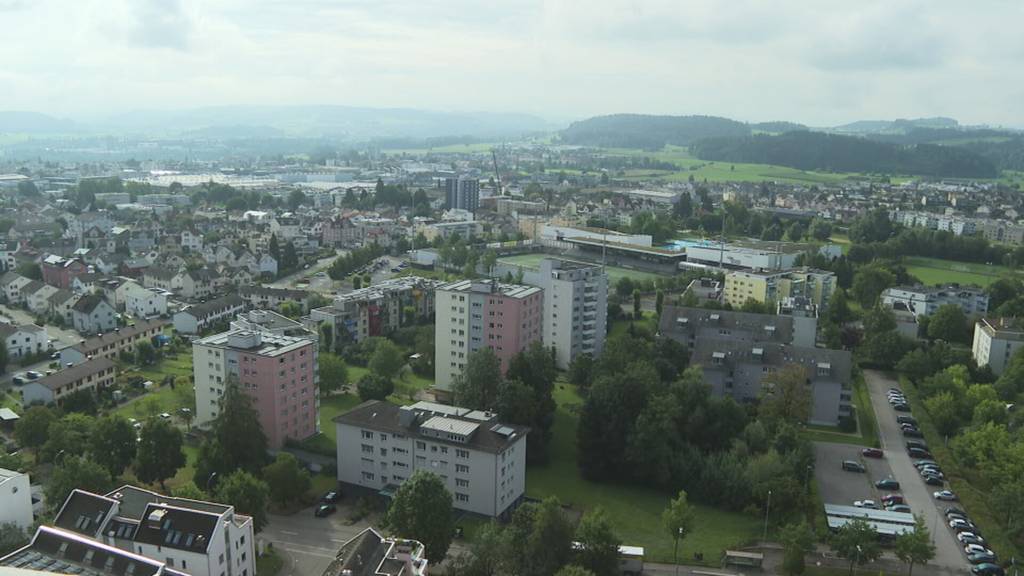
[673,527,683,576]
[206,472,218,492]
[762,490,772,543]
[850,544,862,576]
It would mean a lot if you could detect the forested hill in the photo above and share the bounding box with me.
[690,131,999,178]
[560,114,750,148]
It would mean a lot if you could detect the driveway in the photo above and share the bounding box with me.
[862,369,966,572]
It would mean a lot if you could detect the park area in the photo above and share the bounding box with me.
[498,253,663,285]
[903,256,1021,287]
[525,383,761,564]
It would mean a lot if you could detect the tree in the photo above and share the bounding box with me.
[574,507,621,576]
[926,304,968,343]
[269,233,281,263]
[41,413,95,463]
[663,490,694,567]
[655,290,665,317]
[357,373,395,401]
[505,496,575,576]
[568,354,595,388]
[319,352,349,394]
[452,348,503,410]
[779,521,815,576]
[206,378,269,474]
[45,456,112,512]
[848,208,893,244]
[262,452,311,507]
[135,418,186,490]
[0,522,28,557]
[282,241,298,271]
[288,189,307,210]
[894,516,935,576]
[90,415,138,477]
[279,300,303,319]
[923,392,962,436]
[15,262,41,280]
[14,406,53,457]
[0,340,7,375]
[851,266,896,308]
[482,250,498,277]
[555,567,596,576]
[632,289,642,318]
[760,364,812,425]
[369,339,405,381]
[61,389,97,414]
[172,482,207,500]
[831,518,881,575]
[215,470,270,532]
[385,471,455,561]
[135,340,157,365]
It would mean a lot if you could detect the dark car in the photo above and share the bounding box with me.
[972,563,1005,576]
[908,447,933,459]
[862,448,884,458]
[321,491,340,504]
[906,439,928,448]
[923,475,944,486]
[914,459,938,468]
[893,403,911,412]
[903,428,924,438]
[11,375,25,386]
[314,503,337,518]
[875,479,901,490]
[842,460,866,473]
[946,507,967,517]
[897,415,918,425]
[886,504,912,513]
[968,553,999,565]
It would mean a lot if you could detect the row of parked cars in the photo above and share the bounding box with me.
[11,370,48,386]
[944,506,1004,575]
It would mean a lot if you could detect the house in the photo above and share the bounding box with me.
[94,253,128,275]
[0,241,20,272]
[178,268,219,300]
[193,330,318,448]
[95,276,137,310]
[257,253,278,277]
[70,272,103,295]
[0,323,48,359]
[306,277,440,348]
[324,528,428,576]
[20,357,116,406]
[71,294,117,335]
[142,267,178,292]
[0,485,254,576]
[231,309,317,339]
[40,254,88,289]
[173,294,246,334]
[123,284,169,318]
[0,468,33,530]
[181,229,204,252]
[25,282,58,316]
[335,400,527,518]
[0,272,32,304]
[238,286,310,312]
[48,289,78,323]
[60,318,168,365]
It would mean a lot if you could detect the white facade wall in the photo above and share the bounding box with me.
[434,290,467,389]
[972,323,1024,376]
[125,287,168,318]
[192,341,224,427]
[0,469,33,530]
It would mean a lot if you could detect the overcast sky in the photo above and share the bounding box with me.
[2,0,1022,127]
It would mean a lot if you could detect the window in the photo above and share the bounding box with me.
[456,464,469,473]
[220,554,225,564]
[361,430,373,439]
[361,444,374,454]
[362,471,375,481]
[456,478,469,488]
[455,493,469,502]
[456,448,469,458]
[416,441,426,450]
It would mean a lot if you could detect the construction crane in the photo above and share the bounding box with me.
[491,148,504,196]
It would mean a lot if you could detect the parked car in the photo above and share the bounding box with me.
[934,490,958,501]
[893,403,911,412]
[923,475,944,486]
[964,544,994,556]
[886,504,912,513]
[971,563,1004,576]
[11,375,25,386]
[915,459,938,468]
[950,518,975,530]
[881,494,904,505]
[897,416,918,426]
[314,503,337,518]
[903,428,924,438]
[25,370,42,379]
[876,479,901,490]
[159,412,171,419]
[907,447,933,459]
[959,533,986,546]
[945,507,967,517]
[321,491,340,504]
[862,448,884,458]
[921,468,944,480]
[842,460,866,473]
[906,440,928,449]
[967,553,999,565]
[854,500,878,509]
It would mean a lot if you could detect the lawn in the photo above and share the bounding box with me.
[256,549,284,576]
[1,390,21,413]
[903,256,1020,287]
[113,359,196,421]
[525,383,761,565]
[498,254,663,284]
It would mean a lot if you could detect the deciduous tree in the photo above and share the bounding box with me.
[135,418,186,490]
[90,415,137,477]
[385,471,455,561]
[215,470,270,532]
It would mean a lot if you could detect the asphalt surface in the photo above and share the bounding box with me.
[813,442,895,507]
[862,369,967,572]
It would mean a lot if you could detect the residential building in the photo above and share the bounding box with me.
[0,241,20,272]
[0,525,187,576]
[659,305,812,349]
[48,289,78,323]
[444,176,480,213]
[41,254,89,289]
[231,309,317,339]
[777,297,819,348]
[0,272,32,304]
[193,330,318,448]
[177,268,219,300]
[173,294,246,335]
[26,283,58,316]
[0,468,32,530]
[323,528,428,576]
[71,295,117,335]
[535,259,607,370]
[123,284,169,319]
[434,280,544,390]
[0,323,48,359]
[238,286,311,312]
[60,318,168,365]
[881,284,989,318]
[724,268,836,309]
[690,339,853,426]
[19,357,116,406]
[335,400,527,517]
[307,277,441,347]
[972,317,1024,375]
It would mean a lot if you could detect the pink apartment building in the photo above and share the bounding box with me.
[193,330,319,448]
[434,279,544,390]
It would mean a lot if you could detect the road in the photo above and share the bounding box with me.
[269,253,341,290]
[0,303,79,391]
[863,369,966,573]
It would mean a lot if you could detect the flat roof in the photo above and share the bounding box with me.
[565,236,687,257]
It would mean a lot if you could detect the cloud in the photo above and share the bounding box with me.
[129,0,192,50]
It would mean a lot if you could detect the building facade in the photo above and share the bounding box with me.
[193,330,318,449]
[444,177,480,213]
[307,277,441,348]
[724,268,836,309]
[20,357,117,406]
[434,280,544,390]
[535,259,607,370]
[881,285,989,318]
[173,294,246,334]
[0,468,32,530]
[335,400,527,518]
[972,317,1024,375]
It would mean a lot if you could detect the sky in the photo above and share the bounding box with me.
[1,0,1023,127]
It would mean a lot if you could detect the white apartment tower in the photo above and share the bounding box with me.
[537,259,608,370]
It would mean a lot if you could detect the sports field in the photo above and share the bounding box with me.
[498,253,662,284]
[904,256,1020,287]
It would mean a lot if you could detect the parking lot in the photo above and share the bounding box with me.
[813,442,896,508]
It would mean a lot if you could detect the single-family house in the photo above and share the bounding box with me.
[71,294,117,335]
[0,323,48,359]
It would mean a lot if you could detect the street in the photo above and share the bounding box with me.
[862,369,966,572]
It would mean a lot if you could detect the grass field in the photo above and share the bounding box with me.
[903,256,1020,287]
[498,253,663,284]
[114,355,196,420]
[525,383,761,565]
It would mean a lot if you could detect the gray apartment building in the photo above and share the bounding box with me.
[444,177,480,213]
[881,284,989,318]
[535,259,607,370]
[305,277,442,347]
[335,400,527,518]
[658,305,815,349]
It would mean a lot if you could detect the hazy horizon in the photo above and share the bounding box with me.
[2,0,1023,128]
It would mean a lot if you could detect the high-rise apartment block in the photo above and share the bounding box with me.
[444,177,480,213]
[536,259,607,370]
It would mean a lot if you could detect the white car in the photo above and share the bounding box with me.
[934,490,958,501]
[957,532,985,544]
[854,500,878,509]
[159,412,172,419]
[964,544,993,556]
[949,518,973,529]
